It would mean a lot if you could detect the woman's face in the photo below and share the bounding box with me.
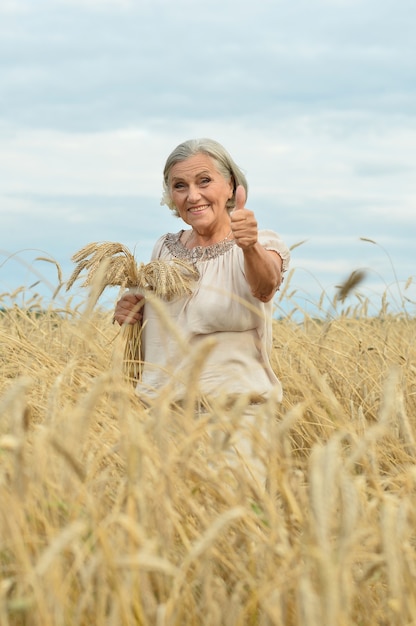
[169,153,233,233]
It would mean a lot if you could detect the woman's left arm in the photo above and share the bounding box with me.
[231,185,283,302]
[242,244,282,302]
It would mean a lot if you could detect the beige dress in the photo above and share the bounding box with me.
[136,229,290,405]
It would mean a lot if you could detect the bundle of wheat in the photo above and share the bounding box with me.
[67,242,199,383]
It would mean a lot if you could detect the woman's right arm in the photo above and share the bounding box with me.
[113,292,144,326]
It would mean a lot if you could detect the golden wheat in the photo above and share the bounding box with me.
[0,275,416,625]
[335,269,367,303]
[66,241,199,383]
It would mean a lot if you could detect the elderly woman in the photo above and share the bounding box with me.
[114,138,290,483]
[115,138,289,400]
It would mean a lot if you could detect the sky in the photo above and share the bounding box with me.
[1,0,415,317]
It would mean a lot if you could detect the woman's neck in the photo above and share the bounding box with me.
[185,224,233,248]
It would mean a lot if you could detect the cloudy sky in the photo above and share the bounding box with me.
[1,0,415,316]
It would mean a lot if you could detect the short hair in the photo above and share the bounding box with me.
[161,138,248,217]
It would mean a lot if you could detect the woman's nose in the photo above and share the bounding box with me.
[187,184,201,203]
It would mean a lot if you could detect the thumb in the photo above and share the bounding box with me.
[234,185,246,211]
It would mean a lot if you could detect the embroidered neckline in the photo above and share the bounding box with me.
[164,231,236,264]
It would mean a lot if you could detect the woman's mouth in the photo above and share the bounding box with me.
[188,204,209,214]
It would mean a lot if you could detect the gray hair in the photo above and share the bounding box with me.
[161,138,248,217]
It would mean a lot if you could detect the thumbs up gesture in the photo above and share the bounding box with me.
[230,185,258,250]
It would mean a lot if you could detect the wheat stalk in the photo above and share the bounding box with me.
[66,242,199,383]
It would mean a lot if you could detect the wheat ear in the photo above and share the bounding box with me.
[67,242,199,383]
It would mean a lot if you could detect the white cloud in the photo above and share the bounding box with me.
[0,0,29,14]
[1,0,415,132]
[0,128,166,196]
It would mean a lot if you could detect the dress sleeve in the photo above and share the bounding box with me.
[258,229,290,273]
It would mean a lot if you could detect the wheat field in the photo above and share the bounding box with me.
[1,275,415,626]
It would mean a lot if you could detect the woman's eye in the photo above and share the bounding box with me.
[200,178,211,185]
[173,182,185,190]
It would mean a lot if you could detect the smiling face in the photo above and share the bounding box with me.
[168,153,233,235]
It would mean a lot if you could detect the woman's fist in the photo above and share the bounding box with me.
[113,292,144,326]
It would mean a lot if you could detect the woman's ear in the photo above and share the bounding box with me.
[229,176,235,199]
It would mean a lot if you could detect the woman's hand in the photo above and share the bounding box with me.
[231,185,282,301]
[113,292,144,326]
[230,185,258,250]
